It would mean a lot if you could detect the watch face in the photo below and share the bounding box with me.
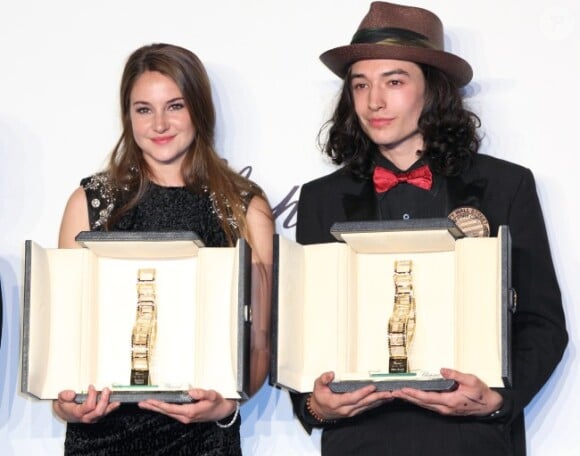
[130,369,150,386]
[389,357,408,374]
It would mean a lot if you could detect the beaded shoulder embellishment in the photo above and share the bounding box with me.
[82,173,119,230]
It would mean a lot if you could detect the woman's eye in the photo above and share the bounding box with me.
[135,106,150,114]
[168,103,185,111]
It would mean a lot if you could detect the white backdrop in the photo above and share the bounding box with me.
[0,0,578,454]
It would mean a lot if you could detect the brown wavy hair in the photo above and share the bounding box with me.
[320,63,481,179]
[105,43,261,244]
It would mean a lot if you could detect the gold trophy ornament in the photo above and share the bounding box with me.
[131,268,157,386]
[388,260,416,373]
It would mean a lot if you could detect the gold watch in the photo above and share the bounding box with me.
[388,260,416,373]
[131,268,157,385]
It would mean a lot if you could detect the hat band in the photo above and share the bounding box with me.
[351,27,439,51]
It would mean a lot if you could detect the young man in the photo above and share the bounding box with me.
[292,2,567,455]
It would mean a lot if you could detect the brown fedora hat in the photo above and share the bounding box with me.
[320,1,473,87]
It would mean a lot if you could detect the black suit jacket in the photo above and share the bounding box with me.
[293,154,567,456]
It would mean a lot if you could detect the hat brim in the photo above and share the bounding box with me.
[320,43,473,87]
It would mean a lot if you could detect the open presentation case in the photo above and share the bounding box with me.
[271,218,514,393]
[21,231,251,402]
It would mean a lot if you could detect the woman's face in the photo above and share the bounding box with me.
[129,71,196,174]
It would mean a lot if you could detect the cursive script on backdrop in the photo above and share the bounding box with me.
[239,165,298,230]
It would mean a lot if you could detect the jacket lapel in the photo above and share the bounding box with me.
[445,163,489,214]
[342,179,378,221]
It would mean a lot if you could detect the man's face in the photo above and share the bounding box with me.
[350,59,426,159]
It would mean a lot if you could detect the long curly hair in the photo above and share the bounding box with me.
[320,63,481,179]
[104,43,261,244]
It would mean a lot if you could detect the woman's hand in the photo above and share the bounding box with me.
[308,371,393,421]
[392,368,503,416]
[138,388,237,424]
[52,385,120,423]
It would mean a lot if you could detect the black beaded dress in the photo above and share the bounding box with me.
[64,173,252,456]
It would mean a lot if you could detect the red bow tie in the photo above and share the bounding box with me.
[373,164,433,193]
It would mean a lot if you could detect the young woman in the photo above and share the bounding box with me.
[56,43,273,455]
